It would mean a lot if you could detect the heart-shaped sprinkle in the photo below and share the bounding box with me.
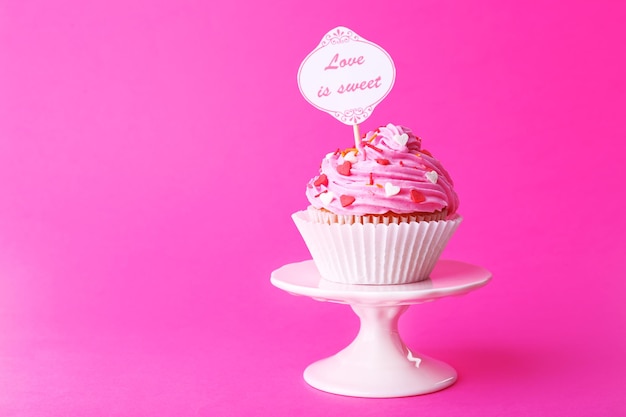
[313,174,328,187]
[343,151,358,163]
[425,171,438,184]
[319,191,334,206]
[410,189,426,203]
[340,195,355,207]
[393,133,409,147]
[384,182,401,197]
[375,158,390,165]
[337,161,352,176]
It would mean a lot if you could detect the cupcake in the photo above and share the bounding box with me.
[293,123,461,285]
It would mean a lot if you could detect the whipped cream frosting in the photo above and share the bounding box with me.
[306,124,459,216]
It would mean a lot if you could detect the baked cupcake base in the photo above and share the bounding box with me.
[307,206,449,225]
[293,210,462,285]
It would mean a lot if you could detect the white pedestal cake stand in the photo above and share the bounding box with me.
[270,259,491,398]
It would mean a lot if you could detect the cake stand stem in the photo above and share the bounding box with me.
[303,303,457,397]
[347,305,410,366]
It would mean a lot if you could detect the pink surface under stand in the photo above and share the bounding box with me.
[271,260,492,398]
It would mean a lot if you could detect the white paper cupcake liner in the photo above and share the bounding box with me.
[292,210,462,285]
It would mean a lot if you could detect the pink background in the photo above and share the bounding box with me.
[1,0,625,415]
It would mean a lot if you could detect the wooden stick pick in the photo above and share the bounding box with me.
[353,124,361,148]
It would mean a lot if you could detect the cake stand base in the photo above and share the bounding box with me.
[304,304,456,397]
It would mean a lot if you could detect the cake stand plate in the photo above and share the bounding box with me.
[271,260,491,398]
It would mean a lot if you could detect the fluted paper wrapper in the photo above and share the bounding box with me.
[292,210,462,285]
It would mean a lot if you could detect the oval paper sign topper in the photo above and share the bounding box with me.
[298,26,395,126]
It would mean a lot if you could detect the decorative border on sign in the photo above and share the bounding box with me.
[333,106,374,124]
[320,27,359,46]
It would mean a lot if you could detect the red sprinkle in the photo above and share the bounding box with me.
[368,172,374,185]
[375,158,390,165]
[410,190,426,203]
[337,161,352,176]
[340,195,356,207]
[363,142,383,153]
[313,174,328,187]
[421,149,432,157]
[399,161,404,167]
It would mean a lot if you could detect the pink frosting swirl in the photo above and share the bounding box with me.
[306,124,459,216]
